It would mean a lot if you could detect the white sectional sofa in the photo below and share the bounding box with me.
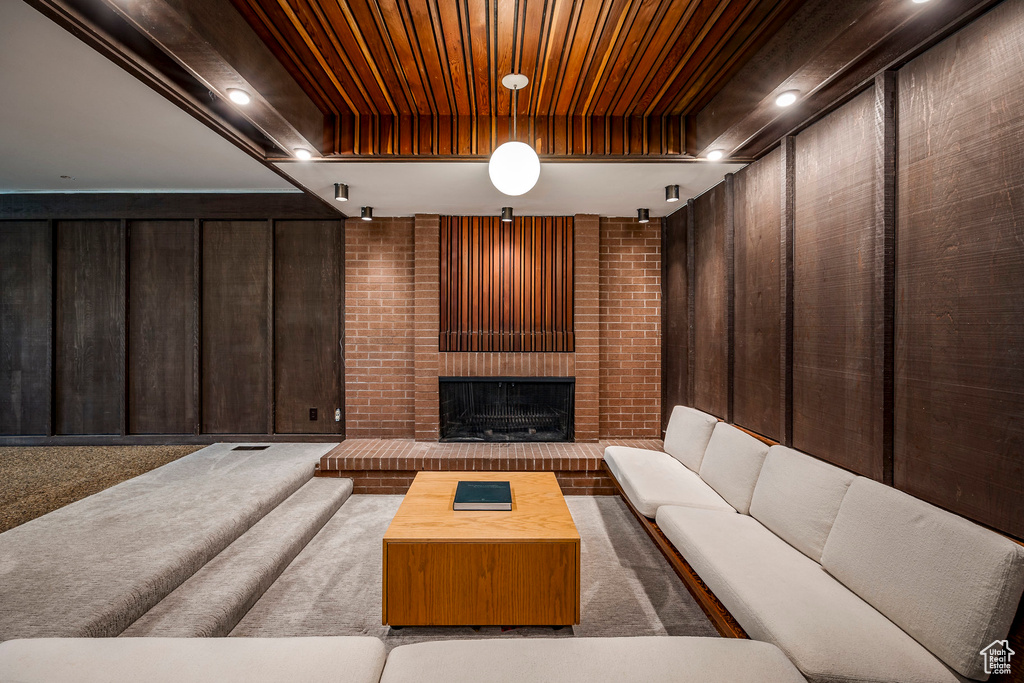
[606,405,1024,683]
[0,636,806,682]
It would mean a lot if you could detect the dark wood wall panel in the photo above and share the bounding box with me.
[895,0,1024,538]
[128,221,197,434]
[733,147,782,440]
[54,221,124,435]
[440,216,574,353]
[792,89,883,479]
[0,222,51,435]
[692,183,729,419]
[662,206,689,431]
[201,221,271,434]
[274,220,343,434]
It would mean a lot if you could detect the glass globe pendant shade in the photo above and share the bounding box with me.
[488,141,540,196]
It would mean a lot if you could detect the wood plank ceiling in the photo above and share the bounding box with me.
[230,0,806,157]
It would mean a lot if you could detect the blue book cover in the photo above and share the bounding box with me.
[453,480,512,511]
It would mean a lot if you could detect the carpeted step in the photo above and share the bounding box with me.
[122,477,353,637]
[0,443,337,641]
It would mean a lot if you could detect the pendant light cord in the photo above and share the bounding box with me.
[513,86,518,141]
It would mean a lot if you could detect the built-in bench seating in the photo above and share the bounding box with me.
[0,635,806,682]
[605,405,1024,683]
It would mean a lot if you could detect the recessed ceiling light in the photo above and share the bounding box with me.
[294,148,312,160]
[706,150,724,161]
[226,88,251,105]
[334,183,349,202]
[361,206,373,221]
[775,90,800,107]
[665,185,680,202]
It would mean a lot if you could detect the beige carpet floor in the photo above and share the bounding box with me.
[231,495,718,648]
[0,445,203,533]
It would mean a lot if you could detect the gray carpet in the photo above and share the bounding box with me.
[230,495,717,648]
[123,477,354,638]
[0,442,336,641]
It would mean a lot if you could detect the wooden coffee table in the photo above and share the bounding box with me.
[382,471,580,626]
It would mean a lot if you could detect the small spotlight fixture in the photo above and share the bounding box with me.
[706,150,724,161]
[226,88,251,105]
[360,206,373,221]
[501,207,514,222]
[334,183,349,202]
[775,90,800,107]
[665,185,680,202]
[294,148,312,160]
[637,208,650,224]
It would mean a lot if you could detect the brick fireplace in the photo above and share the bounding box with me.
[343,213,660,442]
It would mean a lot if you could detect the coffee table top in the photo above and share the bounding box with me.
[383,472,579,542]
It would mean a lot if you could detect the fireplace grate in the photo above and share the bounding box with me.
[439,377,574,442]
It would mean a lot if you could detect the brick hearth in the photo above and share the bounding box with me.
[316,438,663,495]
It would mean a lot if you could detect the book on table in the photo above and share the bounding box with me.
[453,480,512,511]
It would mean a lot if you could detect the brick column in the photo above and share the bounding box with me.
[414,214,440,440]
[574,214,600,441]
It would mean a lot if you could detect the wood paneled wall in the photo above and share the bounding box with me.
[0,195,344,443]
[692,182,731,420]
[661,207,689,432]
[55,221,125,436]
[0,222,51,435]
[274,220,344,434]
[793,89,887,480]
[128,221,198,434]
[733,147,783,441]
[440,216,574,353]
[895,0,1024,540]
[201,221,272,435]
[665,1,1023,537]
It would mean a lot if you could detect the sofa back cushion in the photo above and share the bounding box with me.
[662,406,718,472]
[749,445,855,563]
[696,423,769,515]
[821,477,1024,680]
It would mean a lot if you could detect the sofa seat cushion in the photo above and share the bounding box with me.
[604,446,735,518]
[662,405,720,471]
[822,477,1024,680]
[656,506,961,683]
[697,423,770,515]
[748,445,855,562]
[0,637,386,683]
[380,637,806,683]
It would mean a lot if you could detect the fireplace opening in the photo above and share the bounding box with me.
[439,377,575,442]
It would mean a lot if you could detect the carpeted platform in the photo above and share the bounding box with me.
[122,477,354,638]
[0,442,336,641]
[230,495,717,648]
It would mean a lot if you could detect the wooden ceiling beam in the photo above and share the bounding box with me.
[693,0,1000,160]
[94,0,327,157]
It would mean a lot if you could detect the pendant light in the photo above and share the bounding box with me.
[488,74,540,196]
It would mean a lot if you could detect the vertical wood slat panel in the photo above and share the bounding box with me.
[274,220,343,434]
[792,88,884,480]
[54,220,124,435]
[201,221,271,434]
[732,148,783,440]
[692,185,729,419]
[439,216,574,353]
[661,208,688,432]
[0,221,51,435]
[128,220,197,434]
[895,0,1024,539]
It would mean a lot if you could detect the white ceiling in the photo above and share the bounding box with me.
[277,160,745,219]
[0,0,295,194]
[0,0,744,215]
